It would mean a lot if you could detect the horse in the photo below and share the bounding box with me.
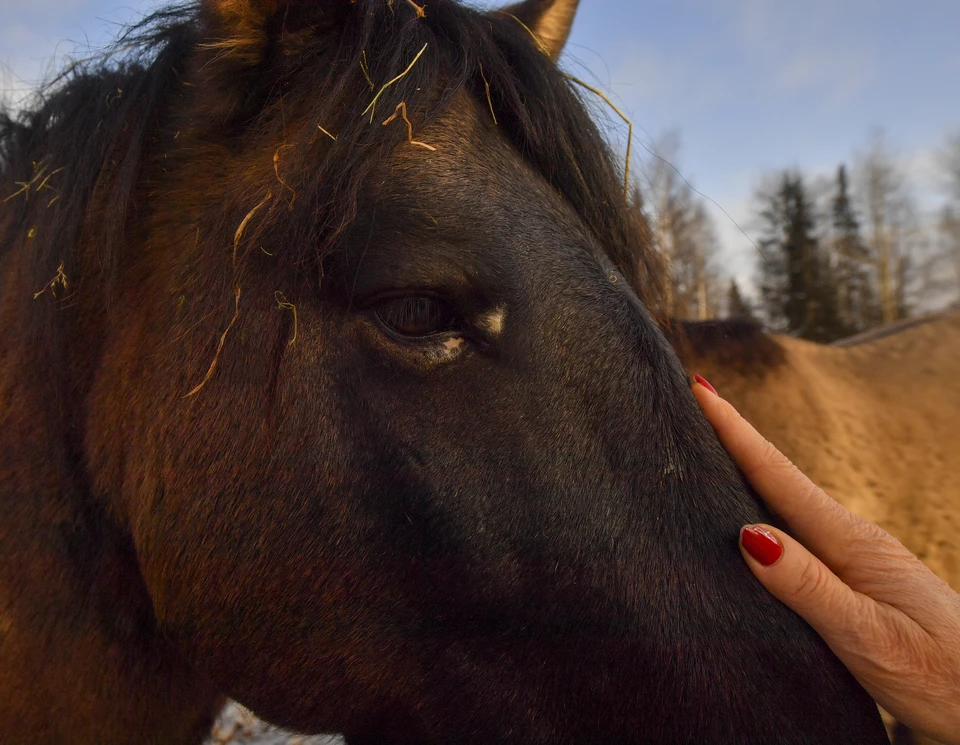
[667,313,960,593]
[0,0,890,742]
[666,314,960,745]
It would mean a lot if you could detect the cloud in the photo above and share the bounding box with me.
[611,45,732,128]
[730,0,875,104]
[774,49,875,104]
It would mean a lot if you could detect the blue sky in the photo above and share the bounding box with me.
[3,0,959,288]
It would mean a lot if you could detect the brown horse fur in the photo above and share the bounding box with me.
[1,1,890,743]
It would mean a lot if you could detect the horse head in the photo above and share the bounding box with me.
[0,0,889,742]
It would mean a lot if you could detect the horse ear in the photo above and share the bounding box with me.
[502,0,580,62]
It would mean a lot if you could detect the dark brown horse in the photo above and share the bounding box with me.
[0,0,889,742]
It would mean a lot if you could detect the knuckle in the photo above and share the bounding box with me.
[839,517,913,576]
[759,438,790,470]
[796,477,826,509]
[849,514,891,544]
[876,621,940,678]
[744,436,794,481]
[793,557,831,605]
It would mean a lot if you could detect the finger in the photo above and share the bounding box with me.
[693,383,956,614]
[692,383,854,557]
[738,523,878,656]
[742,524,960,743]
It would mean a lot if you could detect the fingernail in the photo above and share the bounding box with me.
[694,374,718,396]
[740,525,783,566]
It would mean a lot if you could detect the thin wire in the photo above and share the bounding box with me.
[635,138,764,259]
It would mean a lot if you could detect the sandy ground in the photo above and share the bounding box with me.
[205,702,343,745]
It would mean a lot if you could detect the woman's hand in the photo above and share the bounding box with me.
[693,378,960,744]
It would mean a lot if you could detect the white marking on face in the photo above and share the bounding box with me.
[478,306,506,337]
[443,336,465,352]
[426,335,467,365]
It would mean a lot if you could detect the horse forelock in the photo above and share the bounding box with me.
[1,0,662,323]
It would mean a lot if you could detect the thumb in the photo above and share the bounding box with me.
[739,524,873,650]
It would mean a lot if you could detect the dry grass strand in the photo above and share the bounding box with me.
[478,61,497,126]
[494,12,549,57]
[562,74,632,204]
[4,163,64,203]
[233,191,273,267]
[361,42,428,123]
[360,50,375,91]
[275,291,298,345]
[184,283,241,398]
[33,260,68,299]
[492,13,630,202]
[382,102,436,151]
[273,146,297,207]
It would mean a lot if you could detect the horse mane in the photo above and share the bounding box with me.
[0,0,662,311]
[661,318,786,376]
[0,6,195,300]
[0,8,198,473]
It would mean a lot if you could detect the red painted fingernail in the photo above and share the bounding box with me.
[694,374,717,396]
[741,525,783,566]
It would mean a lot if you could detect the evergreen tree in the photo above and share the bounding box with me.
[756,171,845,342]
[830,165,876,332]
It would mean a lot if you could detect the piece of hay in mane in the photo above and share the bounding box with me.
[4,163,64,203]
[494,12,632,203]
[33,260,68,299]
[478,61,497,126]
[562,75,631,204]
[184,284,241,398]
[273,146,296,208]
[275,291,298,346]
[360,50,375,91]
[233,192,273,267]
[382,102,436,151]
[316,124,337,141]
[405,0,426,18]
[361,42,428,123]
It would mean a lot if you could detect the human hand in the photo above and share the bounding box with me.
[692,376,960,744]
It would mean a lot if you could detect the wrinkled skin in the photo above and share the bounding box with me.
[0,0,890,743]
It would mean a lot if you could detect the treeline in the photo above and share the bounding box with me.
[637,131,960,343]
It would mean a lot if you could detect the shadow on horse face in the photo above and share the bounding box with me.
[1,0,891,742]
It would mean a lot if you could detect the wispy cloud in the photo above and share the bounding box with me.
[774,50,875,105]
[731,0,876,104]
[615,47,731,122]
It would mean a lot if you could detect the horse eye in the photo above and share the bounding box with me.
[374,296,458,338]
